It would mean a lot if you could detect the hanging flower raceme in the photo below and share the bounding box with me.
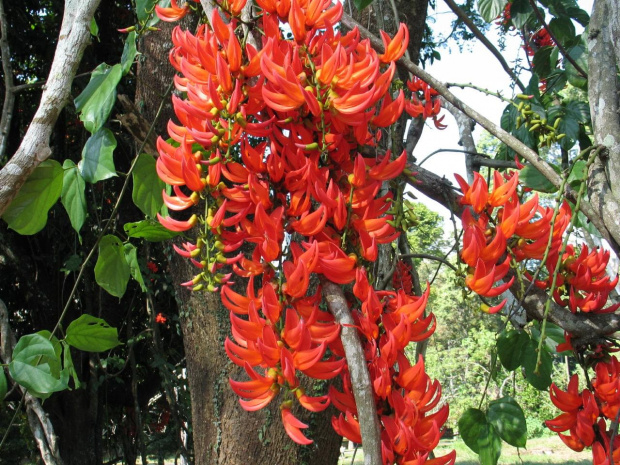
[456,170,579,312]
[546,359,620,463]
[155,2,453,462]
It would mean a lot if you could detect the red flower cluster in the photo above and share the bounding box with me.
[546,358,620,464]
[524,28,555,56]
[531,245,620,314]
[456,170,571,312]
[155,1,452,462]
[393,260,414,295]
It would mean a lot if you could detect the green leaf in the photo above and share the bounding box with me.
[488,397,527,448]
[497,330,529,370]
[61,342,80,389]
[565,42,588,90]
[477,0,507,22]
[353,0,374,10]
[568,160,587,188]
[2,160,63,235]
[509,0,534,29]
[9,360,67,399]
[74,63,122,133]
[61,159,87,234]
[61,254,82,275]
[65,314,121,352]
[136,0,157,22]
[549,17,575,44]
[132,153,165,217]
[522,340,553,390]
[124,244,147,292]
[90,17,99,37]
[519,164,558,193]
[0,369,7,402]
[532,46,555,78]
[121,32,138,76]
[458,408,487,453]
[78,128,117,183]
[477,423,502,465]
[9,334,67,398]
[124,219,180,242]
[94,235,130,298]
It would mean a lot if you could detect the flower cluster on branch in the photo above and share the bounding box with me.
[154,0,454,463]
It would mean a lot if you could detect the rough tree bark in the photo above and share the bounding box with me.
[134,20,342,465]
[587,0,620,247]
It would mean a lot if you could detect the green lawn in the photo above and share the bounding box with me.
[338,435,591,465]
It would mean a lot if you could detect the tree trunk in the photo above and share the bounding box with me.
[135,21,342,465]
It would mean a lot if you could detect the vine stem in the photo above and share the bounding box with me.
[534,146,601,371]
[49,80,174,339]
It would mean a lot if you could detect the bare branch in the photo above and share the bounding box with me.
[0,0,102,217]
[321,280,382,465]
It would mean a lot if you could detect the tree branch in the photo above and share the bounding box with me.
[0,0,102,217]
[442,0,526,92]
[0,0,15,161]
[340,11,619,252]
[321,279,382,465]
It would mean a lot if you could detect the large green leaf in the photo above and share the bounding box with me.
[488,397,527,448]
[497,330,529,370]
[549,17,576,44]
[94,235,130,298]
[132,153,165,217]
[61,159,87,234]
[522,340,553,390]
[124,243,147,292]
[2,160,63,235]
[124,219,180,242]
[65,314,121,352]
[9,334,67,398]
[477,0,507,22]
[477,423,502,465]
[79,128,118,183]
[532,46,556,78]
[74,63,122,134]
[121,32,138,76]
[565,41,588,90]
[458,408,487,453]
